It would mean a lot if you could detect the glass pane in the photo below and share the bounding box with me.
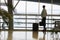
[27,1,38,14]
[13,1,26,29]
[53,5,60,15]
[1,0,7,3]
[1,6,8,11]
[13,1,25,13]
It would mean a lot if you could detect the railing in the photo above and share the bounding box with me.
[0,14,60,30]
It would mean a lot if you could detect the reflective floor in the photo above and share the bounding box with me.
[0,31,60,40]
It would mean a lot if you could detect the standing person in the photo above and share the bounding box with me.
[41,5,47,31]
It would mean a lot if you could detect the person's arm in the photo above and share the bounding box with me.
[41,10,43,17]
[45,10,47,16]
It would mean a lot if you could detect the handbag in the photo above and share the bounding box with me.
[39,21,43,26]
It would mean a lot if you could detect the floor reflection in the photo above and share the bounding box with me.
[43,32,45,40]
[0,31,1,40]
[7,30,13,40]
[33,31,38,40]
[0,31,60,40]
[39,32,46,40]
[50,32,60,40]
[32,31,46,40]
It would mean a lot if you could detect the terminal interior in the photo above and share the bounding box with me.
[0,0,60,40]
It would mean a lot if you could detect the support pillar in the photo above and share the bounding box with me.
[7,0,13,30]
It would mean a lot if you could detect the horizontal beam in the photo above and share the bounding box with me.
[0,22,55,24]
[14,14,60,16]
[0,3,6,6]
[0,27,53,28]
[0,0,60,6]
[0,18,60,22]
[14,0,60,5]
[0,18,60,20]
[14,18,60,20]
[0,29,60,32]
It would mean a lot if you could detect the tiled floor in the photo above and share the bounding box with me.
[0,31,60,40]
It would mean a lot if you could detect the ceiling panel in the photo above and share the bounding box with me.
[21,0,60,5]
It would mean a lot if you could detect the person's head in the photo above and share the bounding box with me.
[43,5,45,8]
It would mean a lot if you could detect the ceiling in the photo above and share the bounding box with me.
[22,0,60,5]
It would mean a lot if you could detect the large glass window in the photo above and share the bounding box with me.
[0,0,60,30]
